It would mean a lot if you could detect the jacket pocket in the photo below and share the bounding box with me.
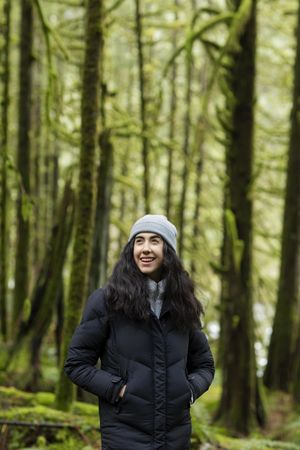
[185,368,193,407]
[114,359,129,414]
[115,377,131,414]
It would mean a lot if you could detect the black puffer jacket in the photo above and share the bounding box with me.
[64,288,214,450]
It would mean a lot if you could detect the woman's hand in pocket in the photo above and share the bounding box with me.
[118,384,127,399]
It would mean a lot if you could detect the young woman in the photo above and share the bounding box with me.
[64,215,214,450]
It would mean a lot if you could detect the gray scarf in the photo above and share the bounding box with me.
[147,278,166,319]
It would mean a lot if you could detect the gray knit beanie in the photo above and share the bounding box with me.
[128,214,177,252]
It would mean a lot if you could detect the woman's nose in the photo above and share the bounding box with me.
[142,241,150,252]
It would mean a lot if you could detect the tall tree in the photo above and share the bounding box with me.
[135,0,150,213]
[0,0,11,340]
[215,0,265,434]
[89,22,114,292]
[31,28,43,270]
[13,0,34,325]
[190,59,209,278]
[292,294,300,402]
[165,0,178,220]
[7,182,74,390]
[89,130,114,292]
[117,69,134,250]
[55,0,103,411]
[177,8,194,257]
[264,0,300,392]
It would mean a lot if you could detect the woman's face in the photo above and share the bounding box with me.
[133,233,164,282]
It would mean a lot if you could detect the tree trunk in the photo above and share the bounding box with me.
[190,146,204,277]
[55,0,102,411]
[0,0,11,341]
[135,0,150,213]
[190,61,208,278]
[292,299,300,402]
[165,0,178,220]
[264,0,300,392]
[13,0,34,326]
[6,182,74,387]
[217,191,230,369]
[178,11,194,257]
[89,130,114,292]
[55,278,64,366]
[32,37,43,271]
[88,18,113,292]
[28,183,73,390]
[118,70,134,249]
[215,0,265,434]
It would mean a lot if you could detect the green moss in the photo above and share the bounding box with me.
[217,435,299,450]
[280,416,300,444]
[72,400,98,417]
[35,391,55,407]
[0,386,34,407]
[0,387,100,449]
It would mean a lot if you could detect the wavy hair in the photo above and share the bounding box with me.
[104,239,204,330]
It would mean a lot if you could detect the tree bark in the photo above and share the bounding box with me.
[118,70,134,249]
[88,18,113,292]
[135,0,150,213]
[165,0,178,219]
[292,302,300,402]
[264,0,300,392]
[6,182,74,388]
[13,0,34,326]
[190,61,208,278]
[89,130,114,292]
[190,145,204,277]
[0,0,11,341]
[178,4,194,257]
[215,0,265,434]
[31,35,43,271]
[55,0,102,411]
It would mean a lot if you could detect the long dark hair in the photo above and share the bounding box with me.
[104,239,204,330]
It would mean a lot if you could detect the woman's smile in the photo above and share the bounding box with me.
[140,257,155,264]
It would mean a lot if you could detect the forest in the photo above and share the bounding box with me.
[0,0,300,448]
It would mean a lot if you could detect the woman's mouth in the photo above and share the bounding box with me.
[140,257,155,264]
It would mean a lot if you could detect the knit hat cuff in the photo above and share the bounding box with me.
[129,215,177,252]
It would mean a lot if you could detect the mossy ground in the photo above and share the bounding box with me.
[0,385,300,449]
[0,387,99,449]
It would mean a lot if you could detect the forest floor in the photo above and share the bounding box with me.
[1,385,300,450]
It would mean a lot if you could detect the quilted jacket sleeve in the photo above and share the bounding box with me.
[64,289,124,404]
[187,326,215,403]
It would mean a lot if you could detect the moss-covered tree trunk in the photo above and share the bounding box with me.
[264,0,300,392]
[31,31,43,271]
[215,0,265,434]
[88,20,113,292]
[190,60,208,278]
[177,34,193,257]
[7,182,74,390]
[292,309,300,402]
[89,130,114,292]
[55,0,102,411]
[165,0,178,220]
[118,70,134,249]
[13,0,34,326]
[28,184,74,390]
[135,0,150,213]
[190,138,204,278]
[0,0,11,341]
